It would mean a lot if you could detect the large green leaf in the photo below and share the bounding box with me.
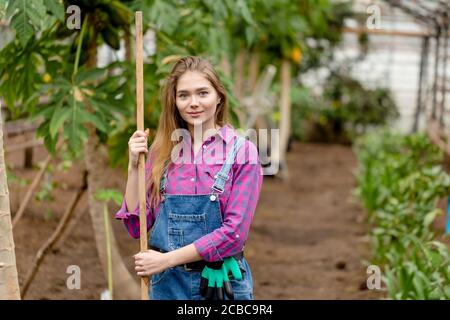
[94,188,123,205]
[49,103,70,138]
[7,0,48,46]
[76,67,107,84]
[148,0,179,34]
[44,0,65,22]
[78,108,108,133]
[10,9,34,47]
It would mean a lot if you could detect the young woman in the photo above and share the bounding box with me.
[115,56,263,300]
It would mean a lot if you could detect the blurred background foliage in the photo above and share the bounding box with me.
[290,70,398,144]
[0,0,389,168]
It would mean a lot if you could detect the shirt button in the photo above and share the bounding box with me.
[193,160,196,164]
[202,145,207,149]
[190,177,195,182]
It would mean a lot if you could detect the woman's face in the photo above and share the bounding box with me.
[175,71,221,129]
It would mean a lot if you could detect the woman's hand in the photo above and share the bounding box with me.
[128,128,150,169]
[134,249,171,277]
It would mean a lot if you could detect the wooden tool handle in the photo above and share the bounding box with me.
[135,11,149,300]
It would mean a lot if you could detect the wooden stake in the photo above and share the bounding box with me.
[11,153,52,228]
[12,140,63,228]
[278,58,291,180]
[135,11,149,300]
[21,184,86,298]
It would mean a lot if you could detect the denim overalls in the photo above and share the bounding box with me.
[149,135,254,300]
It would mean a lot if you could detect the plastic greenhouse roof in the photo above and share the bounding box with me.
[383,0,449,29]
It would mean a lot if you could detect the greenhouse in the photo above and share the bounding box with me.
[0,0,448,303]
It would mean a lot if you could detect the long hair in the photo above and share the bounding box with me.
[147,56,229,209]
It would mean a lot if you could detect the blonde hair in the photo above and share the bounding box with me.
[147,56,229,208]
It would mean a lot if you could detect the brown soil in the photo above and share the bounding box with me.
[6,136,385,300]
[247,142,384,299]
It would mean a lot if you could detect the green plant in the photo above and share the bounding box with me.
[6,170,29,187]
[354,129,450,299]
[289,85,328,141]
[35,179,56,202]
[311,72,399,143]
[384,238,450,300]
[354,130,443,217]
[289,71,399,144]
[94,188,123,300]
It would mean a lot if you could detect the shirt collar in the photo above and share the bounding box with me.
[178,124,235,146]
[215,124,235,144]
[176,124,235,159]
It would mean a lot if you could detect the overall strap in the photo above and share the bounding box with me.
[159,159,170,193]
[211,136,246,194]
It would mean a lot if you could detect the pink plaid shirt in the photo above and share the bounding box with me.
[115,124,263,262]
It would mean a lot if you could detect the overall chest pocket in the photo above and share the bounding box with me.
[168,213,207,250]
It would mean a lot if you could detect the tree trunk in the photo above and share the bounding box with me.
[233,47,248,126]
[0,114,21,300]
[278,58,291,180]
[83,32,139,299]
[248,51,260,95]
[234,47,247,103]
[248,51,266,133]
[219,55,231,78]
[124,28,132,62]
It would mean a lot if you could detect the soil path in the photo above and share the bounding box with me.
[247,142,384,299]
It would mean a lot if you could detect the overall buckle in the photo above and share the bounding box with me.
[215,172,229,181]
[211,185,223,193]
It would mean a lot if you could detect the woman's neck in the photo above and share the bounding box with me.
[188,122,219,144]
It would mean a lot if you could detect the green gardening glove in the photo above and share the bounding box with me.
[199,257,243,300]
[223,257,243,281]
